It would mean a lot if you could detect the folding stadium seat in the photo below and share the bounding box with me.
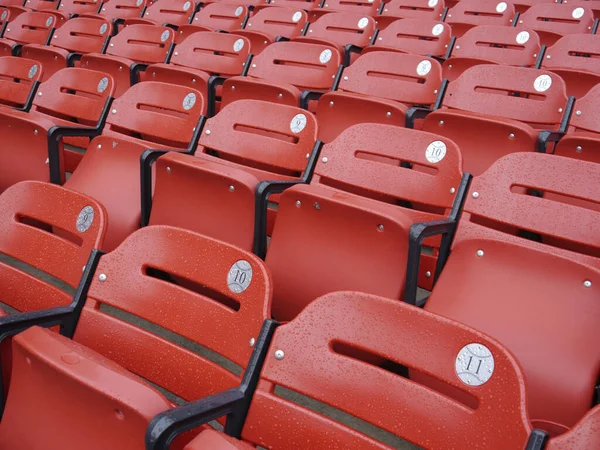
[143,100,319,252]
[232,6,307,55]
[294,12,376,66]
[419,152,600,435]
[443,26,541,81]
[570,1,600,20]
[445,0,517,38]
[19,0,58,10]
[512,0,556,15]
[420,65,571,176]
[376,0,446,30]
[151,291,600,449]
[541,34,600,98]
[124,0,196,27]
[517,3,595,46]
[145,31,250,115]
[175,3,248,43]
[55,0,102,18]
[20,17,111,81]
[263,0,319,11]
[0,225,273,450]
[554,83,600,163]
[0,11,56,56]
[0,55,42,109]
[64,81,204,251]
[0,68,114,191]
[221,41,341,109]
[0,6,10,35]
[311,0,381,20]
[258,123,468,321]
[316,52,442,142]
[83,0,148,25]
[363,18,452,58]
[80,24,175,97]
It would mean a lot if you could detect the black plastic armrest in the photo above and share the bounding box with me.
[427,53,446,64]
[130,62,149,86]
[164,23,178,31]
[11,43,22,57]
[300,90,323,110]
[46,97,113,184]
[405,107,431,129]
[145,319,279,450]
[275,35,290,42]
[15,80,40,112]
[525,430,549,450]
[66,52,83,67]
[112,18,125,34]
[207,75,225,117]
[146,389,245,450]
[537,130,565,153]
[403,219,456,306]
[252,140,323,258]
[343,44,362,67]
[140,149,170,227]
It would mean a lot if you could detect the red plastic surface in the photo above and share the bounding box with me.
[0,56,41,108]
[366,18,451,57]
[188,3,248,35]
[295,12,375,50]
[2,11,55,45]
[446,0,515,37]
[377,0,446,29]
[95,0,147,21]
[128,0,195,27]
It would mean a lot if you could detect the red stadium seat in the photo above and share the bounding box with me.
[512,0,556,15]
[364,18,452,57]
[264,123,466,321]
[20,17,111,81]
[176,3,248,42]
[145,31,250,114]
[262,0,318,10]
[80,24,175,97]
[424,152,600,435]
[0,55,42,109]
[0,6,10,34]
[310,0,381,20]
[446,0,516,37]
[376,0,446,30]
[56,0,102,17]
[125,0,196,27]
[0,11,56,56]
[0,68,114,191]
[517,3,594,46]
[233,6,307,55]
[221,41,341,109]
[443,26,541,81]
[146,100,319,251]
[316,52,442,142]
[422,65,570,175]
[64,82,204,251]
[0,225,272,449]
[541,33,600,98]
[86,0,148,22]
[294,12,376,65]
[554,83,600,163]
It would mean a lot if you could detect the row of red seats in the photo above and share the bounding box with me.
[0,174,597,448]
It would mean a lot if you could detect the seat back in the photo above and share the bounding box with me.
[198,100,317,177]
[141,0,195,27]
[313,124,462,210]
[457,152,600,264]
[74,226,271,402]
[47,17,111,53]
[449,26,540,66]
[338,52,441,106]
[244,6,307,39]
[542,34,600,75]
[104,81,204,148]
[248,41,341,90]
[305,13,376,48]
[106,24,174,63]
[191,3,248,32]
[317,0,381,16]
[23,0,59,10]
[241,292,532,449]
[518,3,594,44]
[0,6,10,29]
[98,0,147,21]
[569,83,600,134]
[3,11,56,46]
[370,19,451,57]
[31,68,114,125]
[170,31,250,76]
[443,65,568,129]
[0,56,41,108]
[379,0,446,20]
[57,0,101,16]
[0,181,106,312]
[447,0,516,36]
